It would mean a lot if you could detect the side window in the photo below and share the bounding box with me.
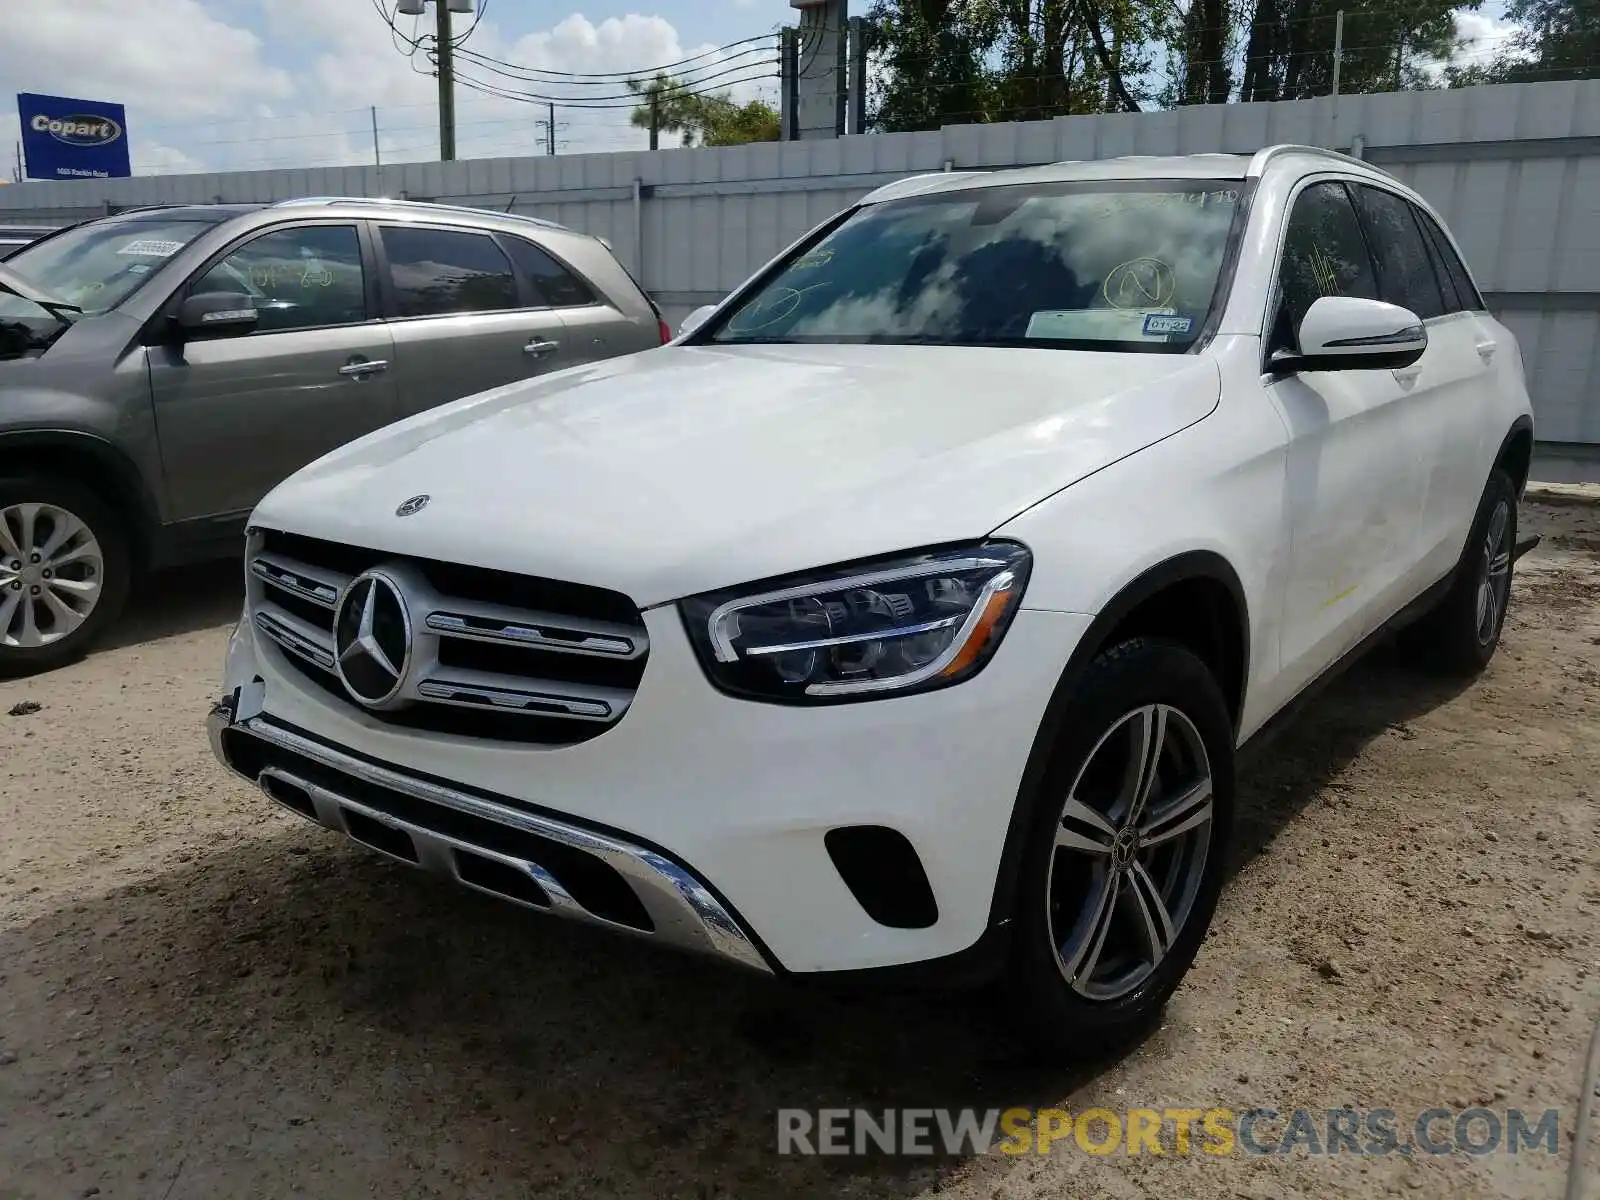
[1419,220,1463,314]
[1351,185,1446,320]
[380,225,519,318]
[1417,211,1483,312]
[502,237,597,308]
[1273,181,1379,350]
[191,225,365,334]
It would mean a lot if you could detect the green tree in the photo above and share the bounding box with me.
[867,0,1000,130]
[627,75,781,147]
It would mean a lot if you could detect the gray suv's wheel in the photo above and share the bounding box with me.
[1007,638,1234,1057]
[0,475,130,678]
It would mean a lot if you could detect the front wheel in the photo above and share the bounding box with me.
[1006,637,1235,1058]
[0,475,131,678]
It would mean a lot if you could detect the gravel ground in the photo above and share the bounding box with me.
[1,496,1596,1200]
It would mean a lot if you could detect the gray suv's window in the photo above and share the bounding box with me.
[193,224,366,333]
[502,237,596,308]
[380,225,519,318]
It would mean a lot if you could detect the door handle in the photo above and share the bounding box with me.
[1475,341,1498,362]
[524,339,561,359]
[338,359,388,378]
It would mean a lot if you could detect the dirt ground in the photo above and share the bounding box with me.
[1,496,1597,1200]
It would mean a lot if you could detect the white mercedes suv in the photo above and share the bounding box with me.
[208,145,1534,1050]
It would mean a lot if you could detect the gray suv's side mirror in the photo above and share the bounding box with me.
[177,292,259,338]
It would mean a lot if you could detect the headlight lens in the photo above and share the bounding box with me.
[680,543,1031,702]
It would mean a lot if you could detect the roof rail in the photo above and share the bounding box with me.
[268,195,569,230]
[1246,143,1391,177]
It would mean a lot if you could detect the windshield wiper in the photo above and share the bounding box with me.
[0,263,81,327]
[712,335,802,345]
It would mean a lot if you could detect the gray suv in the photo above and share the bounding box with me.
[0,198,666,676]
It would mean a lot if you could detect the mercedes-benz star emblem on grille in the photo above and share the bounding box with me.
[333,571,412,707]
[395,494,430,518]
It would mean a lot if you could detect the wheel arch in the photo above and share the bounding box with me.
[986,550,1249,932]
[1493,415,1534,499]
[0,430,160,571]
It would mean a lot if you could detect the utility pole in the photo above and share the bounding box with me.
[12,141,21,183]
[370,106,382,167]
[435,0,457,160]
[1331,11,1344,97]
[649,92,660,151]
[547,101,555,155]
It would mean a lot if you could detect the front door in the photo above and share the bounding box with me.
[1263,180,1429,700]
[375,223,568,419]
[149,222,397,523]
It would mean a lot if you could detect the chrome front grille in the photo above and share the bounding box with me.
[247,530,650,745]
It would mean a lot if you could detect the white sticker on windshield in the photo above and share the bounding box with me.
[1026,309,1179,341]
[117,239,184,258]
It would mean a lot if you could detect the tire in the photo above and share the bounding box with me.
[0,474,132,678]
[1402,469,1517,676]
[1005,637,1235,1058]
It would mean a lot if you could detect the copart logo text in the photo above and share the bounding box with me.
[30,114,123,147]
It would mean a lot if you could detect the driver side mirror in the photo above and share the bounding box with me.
[1271,296,1426,375]
[176,292,258,339]
[679,304,718,338]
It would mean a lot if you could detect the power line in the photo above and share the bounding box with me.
[454,31,781,81]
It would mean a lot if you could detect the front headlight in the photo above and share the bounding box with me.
[680,542,1031,703]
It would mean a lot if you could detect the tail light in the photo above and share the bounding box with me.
[658,317,672,345]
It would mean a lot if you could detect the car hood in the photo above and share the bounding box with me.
[253,343,1220,605]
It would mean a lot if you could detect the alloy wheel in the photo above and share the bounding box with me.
[1046,703,1215,1002]
[1475,499,1512,647]
[0,502,105,649]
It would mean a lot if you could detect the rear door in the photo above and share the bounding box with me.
[148,220,398,523]
[1412,204,1504,579]
[500,234,658,365]
[1349,184,1495,588]
[376,222,568,419]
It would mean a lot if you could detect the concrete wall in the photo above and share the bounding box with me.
[4,79,1599,450]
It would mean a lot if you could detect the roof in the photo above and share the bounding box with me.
[268,196,570,232]
[859,144,1390,205]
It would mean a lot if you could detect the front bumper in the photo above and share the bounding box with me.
[208,688,770,971]
[211,605,1092,974]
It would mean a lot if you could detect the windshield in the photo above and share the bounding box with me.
[2,217,215,317]
[711,180,1244,351]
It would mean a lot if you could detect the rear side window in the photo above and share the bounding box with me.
[1273,181,1378,349]
[380,225,518,318]
[1351,185,1446,320]
[1416,212,1483,312]
[192,224,366,333]
[502,237,597,308]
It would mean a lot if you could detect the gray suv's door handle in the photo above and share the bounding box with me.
[339,359,388,378]
[524,339,561,359]
[1475,340,1498,362]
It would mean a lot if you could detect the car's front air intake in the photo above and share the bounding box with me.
[246,529,649,746]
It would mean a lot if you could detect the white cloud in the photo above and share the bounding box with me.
[1,2,781,178]
[0,0,291,119]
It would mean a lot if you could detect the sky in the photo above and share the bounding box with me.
[0,0,1525,181]
[0,0,796,177]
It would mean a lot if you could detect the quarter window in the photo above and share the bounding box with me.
[1272,181,1378,351]
[503,237,597,308]
[191,225,366,333]
[380,225,519,318]
[1351,185,1446,320]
